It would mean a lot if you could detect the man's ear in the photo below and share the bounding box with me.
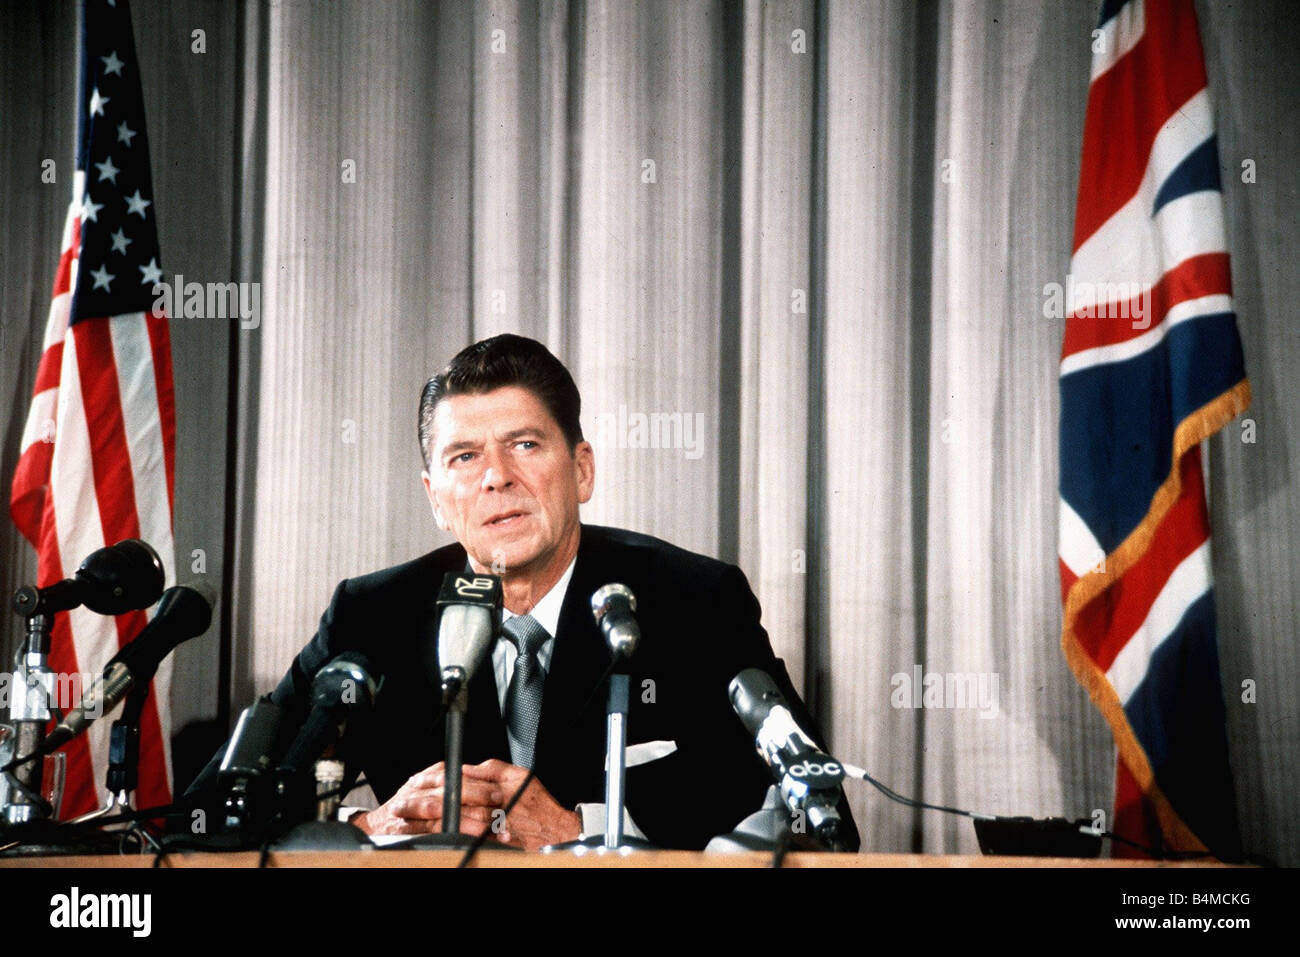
[574,440,595,504]
[422,469,450,531]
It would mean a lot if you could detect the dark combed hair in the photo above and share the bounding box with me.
[418,334,584,468]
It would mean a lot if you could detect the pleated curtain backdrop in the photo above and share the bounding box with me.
[2,0,1295,862]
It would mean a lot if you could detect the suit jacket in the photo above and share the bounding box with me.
[196,524,859,851]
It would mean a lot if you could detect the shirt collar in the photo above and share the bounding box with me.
[501,554,577,640]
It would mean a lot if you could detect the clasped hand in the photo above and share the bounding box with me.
[352,758,582,851]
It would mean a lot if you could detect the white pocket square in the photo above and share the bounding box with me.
[606,739,678,770]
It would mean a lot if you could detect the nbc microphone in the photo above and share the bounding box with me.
[433,572,502,835]
[435,572,503,701]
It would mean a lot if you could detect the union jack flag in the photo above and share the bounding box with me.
[1058,0,1249,859]
[9,0,176,817]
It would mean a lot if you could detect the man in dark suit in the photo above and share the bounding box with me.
[203,334,857,851]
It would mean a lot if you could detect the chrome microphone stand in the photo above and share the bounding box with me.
[1,612,55,826]
[545,583,657,854]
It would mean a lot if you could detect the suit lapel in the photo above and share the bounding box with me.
[463,653,510,763]
[532,528,610,802]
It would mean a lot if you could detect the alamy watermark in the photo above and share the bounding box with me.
[891,665,1000,719]
[590,405,706,460]
[151,274,260,329]
[49,887,151,937]
[1043,274,1153,330]
[0,671,100,716]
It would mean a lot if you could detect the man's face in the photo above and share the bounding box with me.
[422,385,594,578]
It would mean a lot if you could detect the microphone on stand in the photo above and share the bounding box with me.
[586,583,654,852]
[591,583,639,659]
[11,538,165,618]
[277,652,380,780]
[98,582,213,810]
[215,696,289,836]
[436,573,502,703]
[266,652,381,849]
[727,667,850,852]
[4,539,166,825]
[7,582,214,769]
[432,572,501,839]
[543,583,656,855]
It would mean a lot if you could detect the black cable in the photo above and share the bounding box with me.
[853,765,989,821]
[847,765,1228,863]
[0,770,53,817]
[311,774,370,807]
[50,795,197,833]
[0,749,44,775]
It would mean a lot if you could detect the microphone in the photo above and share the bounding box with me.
[429,573,500,839]
[588,583,645,849]
[277,652,380,777]
[215,696,289,834]
[729,667,849,852]
[591,583,639,660]
[220,697,288,782]
[11,538,165,618]
[435,572,502,701]
[37,582,214,756]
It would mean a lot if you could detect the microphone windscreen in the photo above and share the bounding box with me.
[438,603,496,677]
[77,538,166,615]
[590,583,640,658]
[114,582,215,671]
[432,572,502,691]
[312,652,380,710]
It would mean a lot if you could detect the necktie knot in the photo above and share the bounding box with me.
[503,614,549,657]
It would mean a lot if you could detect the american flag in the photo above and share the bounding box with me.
[9,0,176,817]
[1058,0,1250,859]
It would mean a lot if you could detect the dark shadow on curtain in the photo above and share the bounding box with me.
[804,0,831,732]
[715,0,744,567]
[906,0,940,854]
[222,0,270,730]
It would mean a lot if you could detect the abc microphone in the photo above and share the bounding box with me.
[729,667,850,852]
